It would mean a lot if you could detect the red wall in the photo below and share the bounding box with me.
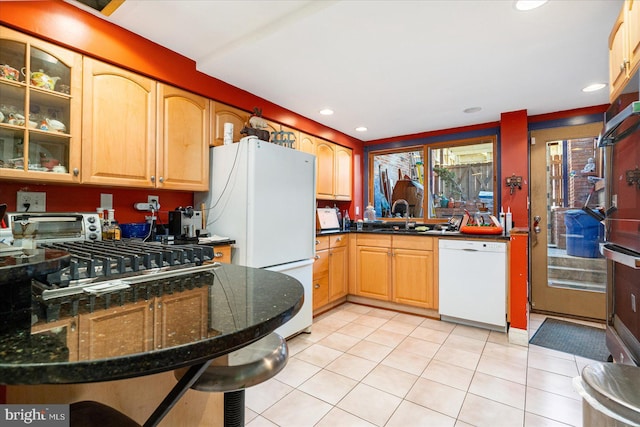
[0,183,192,225]
[500,110,529,229]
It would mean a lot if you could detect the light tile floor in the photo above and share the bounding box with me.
[245,304,606,426]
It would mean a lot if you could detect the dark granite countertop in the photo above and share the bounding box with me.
[0,263,303,385]
[318,228,510,241]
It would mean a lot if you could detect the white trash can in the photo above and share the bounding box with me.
[573,362,640,427]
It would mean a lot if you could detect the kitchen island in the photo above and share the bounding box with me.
[4,263,304,426]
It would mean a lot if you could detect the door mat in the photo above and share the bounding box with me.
[529,318,609,361]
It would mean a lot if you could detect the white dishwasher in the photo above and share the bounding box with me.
[438,239,507,332]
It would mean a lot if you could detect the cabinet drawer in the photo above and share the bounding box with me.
[313,249,329,276]
[357,234,391,247]
[212,245,231,263]
[315,236,330,251]
[392,235,433,251]
[330,234,348,248]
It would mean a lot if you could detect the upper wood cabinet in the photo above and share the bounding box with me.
[0,26,82,183]
[316,139,336,199]
[334,145,352,201]
[316,138,352,201]
[82,57,157,187]
[156,84,209,191]
[609,0,640,100]
[83,58,209,190]
[298,132,316,154]
[211,102,248,146]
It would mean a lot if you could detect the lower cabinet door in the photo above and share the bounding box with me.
[392,248,435,308]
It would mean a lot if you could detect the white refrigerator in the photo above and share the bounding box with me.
[196,137,316,338]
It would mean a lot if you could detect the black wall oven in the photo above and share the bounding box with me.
[599,70,640,365]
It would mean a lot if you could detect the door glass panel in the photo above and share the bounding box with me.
[546,137,606,293]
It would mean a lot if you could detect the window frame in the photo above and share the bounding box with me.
[368,135,497,223]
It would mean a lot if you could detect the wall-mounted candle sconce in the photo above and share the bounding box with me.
[505,173,523,195]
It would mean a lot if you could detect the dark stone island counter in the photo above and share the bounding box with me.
[0,263,304,385]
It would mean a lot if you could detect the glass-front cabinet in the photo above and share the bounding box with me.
[0,26,82,182]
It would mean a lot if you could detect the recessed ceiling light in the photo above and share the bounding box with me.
[515,0,548,11]
[463,107,482,114]
[582,83,607,92]
[319,108,334,115]
[355,126,367,132]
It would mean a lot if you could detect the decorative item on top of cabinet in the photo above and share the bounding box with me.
[240,107,270,142]
[211,102,248,146]
[0,26,82,183]
[609,0,640,101]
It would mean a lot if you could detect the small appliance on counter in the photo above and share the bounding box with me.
[168,207,204,242]
[316,207,341,233]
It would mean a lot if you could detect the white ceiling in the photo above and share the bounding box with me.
[70,0,622,142]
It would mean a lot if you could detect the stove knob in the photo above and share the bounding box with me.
[88,224,97,232]
[88,233,98,240]
[87,216,96,223]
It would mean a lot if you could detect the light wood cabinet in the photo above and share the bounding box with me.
[314,138,353,201]
[211,102,248,146]
[83,59,209,190]
[328,235,349,301]
[0,26,82,183]
[355,234,392,301]
[154,287,208,349]
[79,299,154,360]
[79,287,210,359]
[313,234,349,312]
[156,84,209,191]
[316,139,336,199]
[298,131,316,154]
[355,234,436,308]
[82,57,157,187]
[609,0,640,101]
[211,244,232,263]
[391,235,436,309]
[334,145,352,201]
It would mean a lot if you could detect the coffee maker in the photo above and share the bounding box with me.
[168,207,204,241]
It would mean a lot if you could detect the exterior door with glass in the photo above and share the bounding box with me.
[530,123,606,320]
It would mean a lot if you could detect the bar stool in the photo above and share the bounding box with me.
[70,401,141,427]
[175,332,288,427]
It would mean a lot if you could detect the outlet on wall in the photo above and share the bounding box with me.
[148,195,159,210]
[17,191,46,212]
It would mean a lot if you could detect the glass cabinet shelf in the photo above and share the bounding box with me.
[0,26,80,179]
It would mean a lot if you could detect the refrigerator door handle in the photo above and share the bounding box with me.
[603,244,640,269]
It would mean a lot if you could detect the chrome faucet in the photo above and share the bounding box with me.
[391,199,410,228]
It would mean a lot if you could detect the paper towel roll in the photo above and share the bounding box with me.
[223,123,233,145]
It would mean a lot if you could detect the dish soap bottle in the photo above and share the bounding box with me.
[343,210,350,231]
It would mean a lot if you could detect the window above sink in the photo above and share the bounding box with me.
[369,135,497,222]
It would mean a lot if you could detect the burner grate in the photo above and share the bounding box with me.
[33,240,216,322]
